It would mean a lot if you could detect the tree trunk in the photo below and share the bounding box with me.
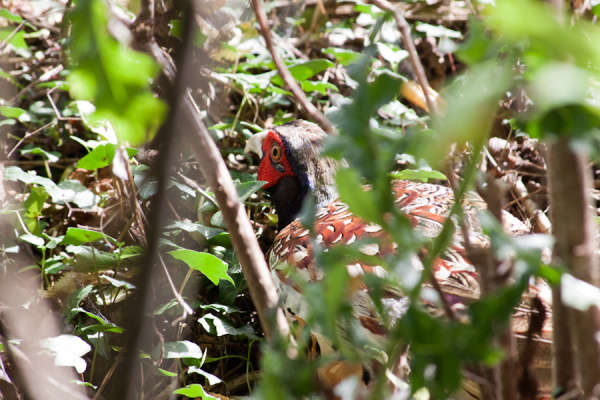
[547,138,600,398]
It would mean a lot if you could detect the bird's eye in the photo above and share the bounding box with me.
[270,143,282,162]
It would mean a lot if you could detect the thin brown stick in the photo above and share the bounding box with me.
[249,0,337,135]
[156,4,290,342]
[509,178,552,234]
[369,0,439,116]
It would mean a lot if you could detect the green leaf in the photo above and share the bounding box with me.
[335,168,382,224]
[77,143,116,170]
[101,275,136,290]
[4,166,55,188]
[0,106,31,122]
[198,313,256,338]
[0,29,30,57]
[415,23,462,39]
[188,366,223,385]
[165,220,224,240]
[0,9,24,22]
[173,384,216,399]
[323,47,362,66]
[162,341,204,359]
[47,180,100,208]
[20,233,45,248]
[23,187,50,235]
[376,43,409,71]
[67,0,166,145]
[38,334,91,374]
[301,80,338,95]
[168,249,234,285]
[21,147,61,163]
[61,227,117,246]
[391,169,447,182]
[271,59,334,87]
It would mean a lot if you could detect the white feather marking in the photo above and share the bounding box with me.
[364,224,382,233]
[359,243,380,256]
[347,263,364,277]
[244,131,268,158]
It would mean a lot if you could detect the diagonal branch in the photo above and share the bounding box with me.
[155,3,290,342]
[369,0,439,116]
[250,0,337,135]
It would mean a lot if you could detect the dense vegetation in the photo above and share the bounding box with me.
[1,0,600,399]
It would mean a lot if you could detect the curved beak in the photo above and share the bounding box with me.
[244,131,268,158]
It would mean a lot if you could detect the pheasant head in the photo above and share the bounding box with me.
[246,120,339,230]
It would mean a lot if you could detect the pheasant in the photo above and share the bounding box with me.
[245,120,552,394]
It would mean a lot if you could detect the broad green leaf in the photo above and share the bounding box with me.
[68,0,166,145]
[21,147,60,163]
[198,313,256,338]
[162,340,204,359]
[23,187,49,235]
[61,227,117,245]
[301,80,338,95]
[376,43,409,71]
[168,249,233,285]
[165,220,224,240]
[158,368,178,377]
[4,166,55,188]
[38,334,91,374]
[323,47,362,66]
[0,106,30,121]
[415,23,462,39]
[336,168,382,224]
[66,246,122,272]
[101,275,136,290]
[20,233,45,248]
[77,143,116,170]
[271,59,334,87]
[391,169,447,182]
[188,366,223,385]
[0,29,30,57]
[0,9,23,22]
[47,180,100,208]
[173,384,216,399]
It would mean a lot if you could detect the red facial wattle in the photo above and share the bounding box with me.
[258,130,294,189]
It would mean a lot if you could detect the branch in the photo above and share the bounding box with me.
[547,138,600,395]
[368,0,439,116]
[250,0,337,135]
[154,3,290,342]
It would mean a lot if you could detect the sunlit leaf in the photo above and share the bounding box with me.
[168,249,234,285]
[39,334,91,374]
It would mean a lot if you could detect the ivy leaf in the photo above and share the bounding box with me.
[173,384,216,399]
[162,341,204,360]
[4,166,55,188]
[323,47,362,66]
[168,249,234,285]
[271,59,334,87]
[61,227,117,246]
[38,334,91,374]
[391,169,447,182]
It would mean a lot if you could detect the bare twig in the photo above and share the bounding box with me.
[369,0,439,116]
[159,254,193,315]
[249,0,337,135]
[509,178,552,234]
[144,3,290,342]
